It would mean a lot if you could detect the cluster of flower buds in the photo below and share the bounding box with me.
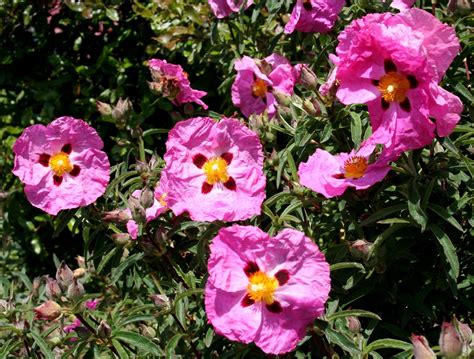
[96,97,132,129]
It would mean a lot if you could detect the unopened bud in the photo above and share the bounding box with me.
[97,320,112,338]
[140,188,155,209]
[411,334,436,359]
[76,256,85,269]
[273,89,291,107]
[96,100,112,116]
[347,316,361,333]
[448,0,473,14]
[103,209,130,223]
[73,268,86,279]
[111,233,132,246]
[111,97,132,123]
[139,324,156,338]
[300,65,318,90]
[66,278,85,300]
[150,294,170,308]
[350,239,372,261]
[303,98,320,116]
[56,262,74,291]
[34,301,62,320]
[45,277,62,300]
[128,196,146,222]
[440,321,463,358]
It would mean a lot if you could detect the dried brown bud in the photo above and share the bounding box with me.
[56,262,74,291]
[97,320,112,338]
[45,277,62,300]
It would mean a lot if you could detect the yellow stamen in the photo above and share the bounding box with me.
[49,152,73,176]
[202,157,229,185]
[251,78,268,98]
[247,271,279,305]
[344,156,368,179]
[377,72,410,103]
[158,193,167,207]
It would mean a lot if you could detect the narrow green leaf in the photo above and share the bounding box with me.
[325,328,361,354]
[330,262,366,272]
[407,180,428,231]
[326,309,381,322]
[165,333,187,358]
[430,223,460,279]
[350,112,362,148]
[364,339,412,355]
[111,253,144,284]
[286,151,299,182]
[113,331,164,356]
[112,339,130,359]
[97,246,119,274]
[173,288,204,309]
[30,330,55,359]
[428,204,464,232]
[360,204,407,226]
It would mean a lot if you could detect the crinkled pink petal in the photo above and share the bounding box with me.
[126,220,138,240]
[284,0,345,34]
[389,0,415,10]
[163,117,266,222]
[208,0,254,18]
[428,82,463,137]
[337,79,379,104]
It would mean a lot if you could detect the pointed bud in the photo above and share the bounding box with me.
[73,268,86,279]
[150,294,170,308]
[66,278,85,300]
[96,100,112,116]
[350,239,372,261]
[273,89,291,107]
[97,320,112,338]
[440,321,463,358]
[411,334,436,359]
[139,324,156,338]
[34,301,62,320]
[76,256,85,268]
[140,187,155,209]
[347,316,361,333]
[45,277,62,300]
[111,97,132,123]
[111,233,132,246]
[300,65,318,90]
[103,209,130,223]
[56,262,74,291]
[303,98,320,116]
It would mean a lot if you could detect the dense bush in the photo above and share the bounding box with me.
[0,0,472,357]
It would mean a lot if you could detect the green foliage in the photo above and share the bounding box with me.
[0,0,473,357]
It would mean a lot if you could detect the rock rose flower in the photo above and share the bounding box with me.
[298,142,392,198]
[12,117,110,215]
[284,0,345,34]
[208,0,253,18]
[148,58,208,109]
[231,54,298,118]
[161,117,266,222]
[205,225,330,354]
[323,9,462,157]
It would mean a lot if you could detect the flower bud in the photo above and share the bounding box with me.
[150,294,170,308]
[45,277,62,300]
[139,324,156,338]
[111,233,132,246]
[34,301,62,320]
[350,239,372,261]
[56,262,74,291]
[411,334,436,359]
[66,278,85,300]
[347,316,361,333]
[103,209,130,223]
[140,187,155,209]
[440,321,463,358]
[272,89,291,107]
[97,320,112,338]
[73,268,86,279]
[303,98,320,116]
[96,100,112,116]
[111,97,132,124]
[448,0,473,14]
[300,65,318,90]
[76,256,86,269]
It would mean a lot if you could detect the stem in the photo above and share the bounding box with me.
[138,136,146,163]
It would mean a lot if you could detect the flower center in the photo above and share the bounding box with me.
[49,152,73,176]
[247,271,279,305]
[251,78,268,98]
[344,156,368,179]
[377,72,410,103]
[158,193,167,207]
[202,157,229,185]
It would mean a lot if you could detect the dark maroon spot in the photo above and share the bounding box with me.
[53,175,63,186]
[192,154,208,169]
[303,1,312,10]
[61,143,72,154]
[201,182,213,194]
[241,294,255,307]
[274,269,290,286]
[407,75,418,89]
[371,79,380,86]
[244,261,260,277]
[399,98,411,112]
[267,85,273,92]
[266,301,282,313]
[70,165,81,177]
[332,173,345,179]
[384,59,397,73]
[38,153,51,167]
[381,98,390,110]
[262,96,267,105]
[223,177,236,191]
[220,152,233,165]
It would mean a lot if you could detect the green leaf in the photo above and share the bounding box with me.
[173,288,204,309]
[325,327,361,355]
[30,330,55,359]
[112,339,130,359]
[165,333,188,357]
[330,262,366,272]
[97,246,120,274]
[360,204,407,226]
[428,204,464,232]
[364,339,412,355]
[113,331,164,356]
[106,8,120,21]
[110,252,144,284]
[350,112,362,148]
[407,180,428,231]
[430,223,460,280]
[326,309,381,322]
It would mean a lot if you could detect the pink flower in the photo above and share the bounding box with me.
[205,225,330,354]
[162,117,266,222]
[84,299,100,310]
[231,54,298,118]
[324,9,462,157]
[298,142,391,198]
[389,0,415,10]
[148,59,208,109]
[125,184,168,240]
[284,0,345,34]
[63,318,82,333]
[208,0,253,18]
[12,117,110,215]
[411,334,436,359]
